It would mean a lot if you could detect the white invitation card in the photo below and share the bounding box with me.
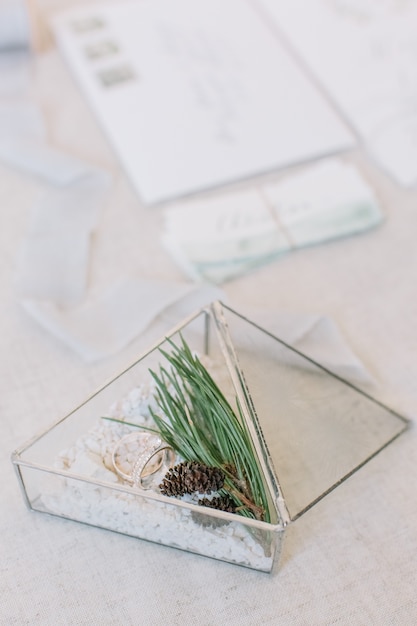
[260,0,417,187]
[162,159,382,283]
[53,0,354,204]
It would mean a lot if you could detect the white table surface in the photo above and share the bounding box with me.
[2,49,417,625]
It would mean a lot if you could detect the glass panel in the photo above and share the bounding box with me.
[12,306,281,572]
[218,303,408,520]
[17,465,278,572]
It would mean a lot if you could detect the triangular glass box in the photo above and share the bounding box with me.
[12,302,409,572]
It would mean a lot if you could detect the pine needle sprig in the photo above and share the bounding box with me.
[148,335,272,522]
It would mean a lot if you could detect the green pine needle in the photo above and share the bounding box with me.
[148,335,272,522]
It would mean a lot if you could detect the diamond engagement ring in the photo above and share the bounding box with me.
[112,431,176,490]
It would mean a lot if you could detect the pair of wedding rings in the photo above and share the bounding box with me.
[112,431,176,490]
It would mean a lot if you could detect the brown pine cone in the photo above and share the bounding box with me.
[159,461,225,497]
[198,495,236,513]
[191,495,237,528]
